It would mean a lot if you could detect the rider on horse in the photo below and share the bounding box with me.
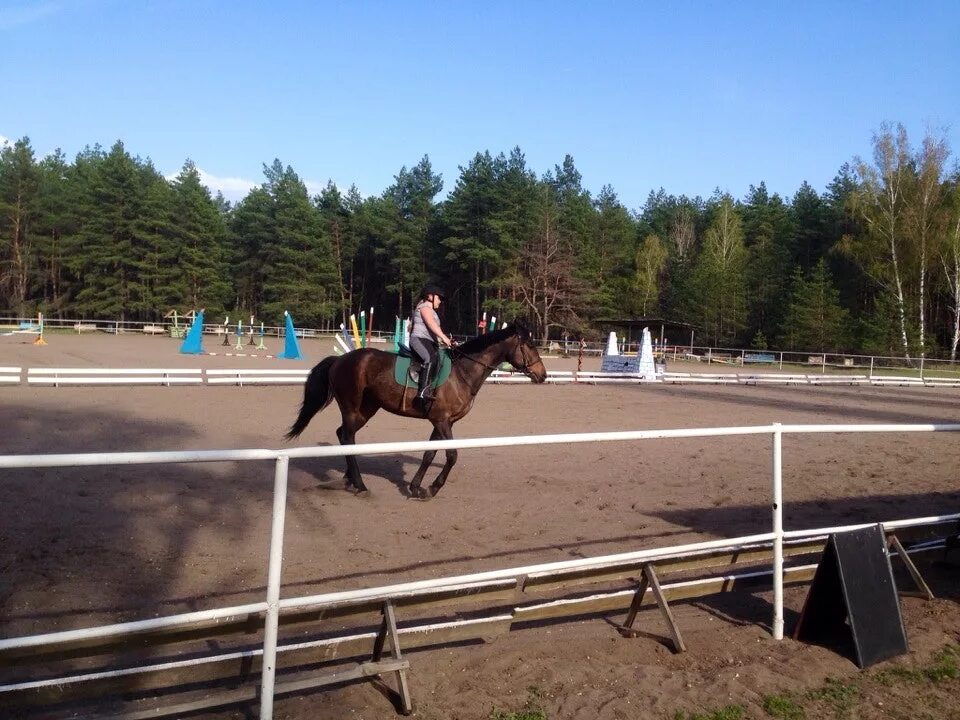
[409,284,455,405]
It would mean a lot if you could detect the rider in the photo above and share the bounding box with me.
[410,284,454,403]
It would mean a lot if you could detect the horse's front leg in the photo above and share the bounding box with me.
[409,428,441,499]
[427,421,457,498]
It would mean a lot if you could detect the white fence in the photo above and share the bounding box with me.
[26,368,204,386]
[0,366,21,384]
[1,423,959,718]
[4,367,960,388]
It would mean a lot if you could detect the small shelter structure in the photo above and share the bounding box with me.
[595,318,700,350]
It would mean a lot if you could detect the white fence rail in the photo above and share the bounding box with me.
[1,423,959,718]
[4,366,960,388]
[206,369,310,386]
[26,368,204,386]
[0,366,21,384]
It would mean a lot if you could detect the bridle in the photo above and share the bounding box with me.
[452,335,539,379]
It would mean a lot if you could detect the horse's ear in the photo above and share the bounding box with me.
[511,318,531,339]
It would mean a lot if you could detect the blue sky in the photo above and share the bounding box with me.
[1,0,958,206]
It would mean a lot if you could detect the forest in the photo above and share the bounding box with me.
[1,123,959,359]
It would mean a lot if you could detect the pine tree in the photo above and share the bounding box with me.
[0,137,40,313]
[317,181,359,324]
[259,160,338,325]
[442,151,501,329]
[170,160,231,315]
[781,260,849,351]
[70,141,144,319]
[34,149,73,316]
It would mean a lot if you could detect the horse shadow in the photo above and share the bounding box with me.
[289,450,437,497]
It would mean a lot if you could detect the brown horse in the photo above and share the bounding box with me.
[286,323,548,498]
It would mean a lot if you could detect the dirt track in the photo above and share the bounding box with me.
[2,333,959,719]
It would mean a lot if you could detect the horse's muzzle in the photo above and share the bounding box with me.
[526,369,548,384]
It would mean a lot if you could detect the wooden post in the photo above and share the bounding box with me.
[619,563,686,653]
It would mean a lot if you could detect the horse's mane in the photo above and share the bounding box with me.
[456,325,518,354]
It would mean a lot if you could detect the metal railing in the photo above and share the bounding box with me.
[2,423,960,717]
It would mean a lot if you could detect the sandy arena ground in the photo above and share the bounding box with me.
[1,332,959,719]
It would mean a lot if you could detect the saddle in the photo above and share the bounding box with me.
[393,346,453,390]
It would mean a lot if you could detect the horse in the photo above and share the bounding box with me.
[286,323,548,498]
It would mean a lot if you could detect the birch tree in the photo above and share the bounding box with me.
[688,196,747,344]
[849,123,915,360]
[941,182,960,360]
[633,233,667,315]
[905,131,950,357]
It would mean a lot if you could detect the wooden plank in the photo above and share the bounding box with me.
[0,615,514,709]
[889,535,934,600]
[643,563,686,652]
[383,600,413,715]
[524,541,824,592]
[514,567,817,624]
[0,580,518,667]
[98,659,410,720]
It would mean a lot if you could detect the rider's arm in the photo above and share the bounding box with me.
[419,305,452,346]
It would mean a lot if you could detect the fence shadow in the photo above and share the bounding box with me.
[0,402,274,639]
[643,384,960,425]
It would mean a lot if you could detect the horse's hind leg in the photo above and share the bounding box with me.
[427,421,457,498]
[409,428,441,499]
[337,413,373,495]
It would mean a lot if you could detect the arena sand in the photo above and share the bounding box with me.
[1,332,959,719]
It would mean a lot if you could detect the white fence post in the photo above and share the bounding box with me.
[260,454,290,720]
[771,423,784,640]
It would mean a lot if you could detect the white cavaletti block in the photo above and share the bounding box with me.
[638,327,657,380]
[605,331,619,356]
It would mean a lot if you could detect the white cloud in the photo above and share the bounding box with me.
[166,167,358,204]
[194,168,257,203]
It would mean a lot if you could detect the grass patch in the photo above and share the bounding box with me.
[489,686,548,720]
[673,705,745,720]
[762,693,805,719]
[489,711,546,720]
[873,644,960,686]
[806,677,860,717]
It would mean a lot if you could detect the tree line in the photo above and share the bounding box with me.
[2,124,959,358]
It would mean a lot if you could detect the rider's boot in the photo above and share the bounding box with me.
[416,361,434,407]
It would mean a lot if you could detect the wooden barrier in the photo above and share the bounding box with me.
[0,366,21,384]
[27,369,203,387]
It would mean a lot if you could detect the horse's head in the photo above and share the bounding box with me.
[506,320,548,383]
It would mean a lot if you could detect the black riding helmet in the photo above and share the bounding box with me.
[420,284,446,300]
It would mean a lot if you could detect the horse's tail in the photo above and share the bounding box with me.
[285,356,338,440]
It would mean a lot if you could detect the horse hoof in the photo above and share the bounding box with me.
[407,486,428,500]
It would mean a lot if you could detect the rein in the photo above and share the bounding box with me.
[451,337,538,378]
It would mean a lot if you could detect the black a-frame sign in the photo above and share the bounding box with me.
[793,524,908,668]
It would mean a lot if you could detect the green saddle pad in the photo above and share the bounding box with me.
[393,348,453,389]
